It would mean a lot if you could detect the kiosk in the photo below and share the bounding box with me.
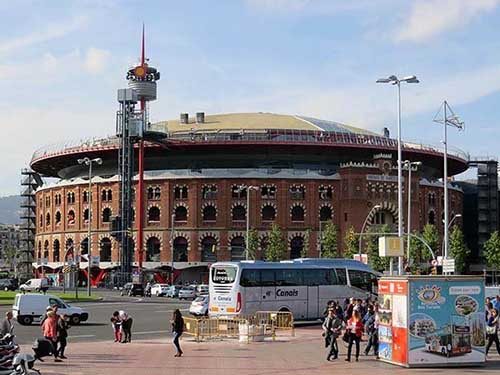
[378,276,485,367]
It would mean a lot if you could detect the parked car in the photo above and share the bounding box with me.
[195,284,209,296]
[151,283,169,297]
[128,284,145,297]
[19,278,49,293]
[0,279,17,291]
[166,285,181,298]
[12,293,89,325]
[178,286,196,300]
[189,295,209,316]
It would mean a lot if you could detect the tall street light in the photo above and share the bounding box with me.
[403,160,422,266]
[377,75,419,275]
[358,204,381,261]
[78,157,102,297]
[441,213,462,270]
[238,185,259,260]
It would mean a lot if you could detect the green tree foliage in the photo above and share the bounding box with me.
[301,229,311,258]
[2,246,17,272]
[265,223,286,261]
[343,226,358,259]
[421,224,439,260]
[484,231,500,270]
[365,225,391,272]
[247,229,259,261]
[408,231,426,274]
[321,222,338,258]
[449,225,470,274]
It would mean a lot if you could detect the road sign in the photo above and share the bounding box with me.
[378,236,404,257]
[353,254,368,264]
[431,259,438,266]
[442,258,455,273]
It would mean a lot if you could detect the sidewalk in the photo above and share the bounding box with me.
[29,327,500,375]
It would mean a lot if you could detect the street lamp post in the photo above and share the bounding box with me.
[441,213,462,264]
[78,157,102,297]
[358,204,382,262]
[403,160,422,267]
[377,75,419,275]
[171,213,175,285]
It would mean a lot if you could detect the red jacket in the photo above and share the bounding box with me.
[347,318,364,337]
[42,316,58,339]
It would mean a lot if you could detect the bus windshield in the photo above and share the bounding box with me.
[212,266,237,284]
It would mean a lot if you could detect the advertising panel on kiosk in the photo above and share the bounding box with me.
[378,276,485,368]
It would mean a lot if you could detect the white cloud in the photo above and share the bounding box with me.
[0,16,87,55]
[83,47,111,74]
[394,0,500,43]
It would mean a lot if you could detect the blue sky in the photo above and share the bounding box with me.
[1,0,500,195]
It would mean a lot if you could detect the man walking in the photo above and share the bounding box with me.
[322,308,343,361]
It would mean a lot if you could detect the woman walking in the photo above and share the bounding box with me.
[171,309,184,357]
[486,308,500,356]
[345,310,364,362]
[57,314,69,359]
[41,310,62,362]
[110,311,122,343]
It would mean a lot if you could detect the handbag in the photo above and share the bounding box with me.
[486,325,497,335]
[342,331,350,343]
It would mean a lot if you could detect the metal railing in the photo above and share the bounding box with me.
[30,128,469,165]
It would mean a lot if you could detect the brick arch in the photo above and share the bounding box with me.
[228,232,245,242]
[172,233,191,252]
[231,202,246,209]
[318,202,333,215]
[172,202,189,213]
[198,232,220,246]
[365,201,401,228]
[289,183,306,191]
[145,232,163,247]
[289,202,306,216]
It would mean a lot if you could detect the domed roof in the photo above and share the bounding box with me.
[154,112,378,135]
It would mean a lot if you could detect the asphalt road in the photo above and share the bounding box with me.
[7,291,191,345]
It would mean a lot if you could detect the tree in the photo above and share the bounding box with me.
[421,224,439,260]
[301,229,311,258]
[321,222,338,258]
[484,231,500,270]
[247,229,259,261]
[449,225,470,274]
[365,225,391,272]
[265,223,286,261]
[408,231,425,274]
[343,226,358,259]
[2,246,17,273]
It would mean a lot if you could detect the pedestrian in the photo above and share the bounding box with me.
[110,311,122,343]
[41,310,62,362]
[145,282,152,298]
[345,298,355,322]
[486,307,500,356]
[0,311,14,337]
[120,311,133,343]
[57,314,69,359]
[486,302,494,321]
[364,305,379,357]
[494,295,500,312]
[322,308,343,361]
[171,309,184,357]
[322,300,336,319]
[345,310,364,362]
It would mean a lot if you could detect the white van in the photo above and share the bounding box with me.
[12,293,89,326]
[19,279,49,293]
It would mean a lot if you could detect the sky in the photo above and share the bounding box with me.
[1,0,500,195]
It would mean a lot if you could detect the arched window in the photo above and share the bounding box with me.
[202,205,217,221]
[102,207,112,223]
[174,186,188,199]
[261,185,276,199]
[83,191,89,203]
[100,238,112,262]
[173,237,188,262]
[230,236,246,261]
[102,190,107,201]
[53,239,60,262]
[107,189,112,201]
[372,210,395,226]
[67,210,75,225]
[37,241,42,260]
[83,208,89,223]
[319,186,333,200]
[202,185,217,200]
[43,240,49,260]
[262,205,276,221]
[232,205,246,221]
[80,238,89,256]
[174,206,187,222]
[65,239,74,261]
[147,187,154,200]
[148,206,160,222]
[290,236,304,259]
[201,236,217,262]
[39,214,43,227]
[146,237,161,262]
[428,210,436,225]
[154,187,161,199]
[291,206,305,222]
[45,213,51,226]
[319,206,333,222]
[232,185,246,199]
[55,211,62,225]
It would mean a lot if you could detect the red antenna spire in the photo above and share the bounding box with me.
[141,23,145,66]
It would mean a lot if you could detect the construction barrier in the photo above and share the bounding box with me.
[183,311,294,342]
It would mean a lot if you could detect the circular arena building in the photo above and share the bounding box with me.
[30,112,468,285]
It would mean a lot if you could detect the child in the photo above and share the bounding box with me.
[110,311,122,343]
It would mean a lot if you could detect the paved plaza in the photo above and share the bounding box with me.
[30,326,500,375]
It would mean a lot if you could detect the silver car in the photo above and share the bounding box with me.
[178,286,196,300]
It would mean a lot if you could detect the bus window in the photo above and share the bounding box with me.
[260,270,275,287]
[304,269,330,286]
[275,269,302,286]
[212,266,237,284]
[335,268,347,285]
[348,270,373,292]
[240,269,260,287]
[328,269,339,285]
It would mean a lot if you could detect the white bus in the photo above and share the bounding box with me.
[209,258,378,320]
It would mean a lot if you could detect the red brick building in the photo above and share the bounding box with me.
[30,113,468,284]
